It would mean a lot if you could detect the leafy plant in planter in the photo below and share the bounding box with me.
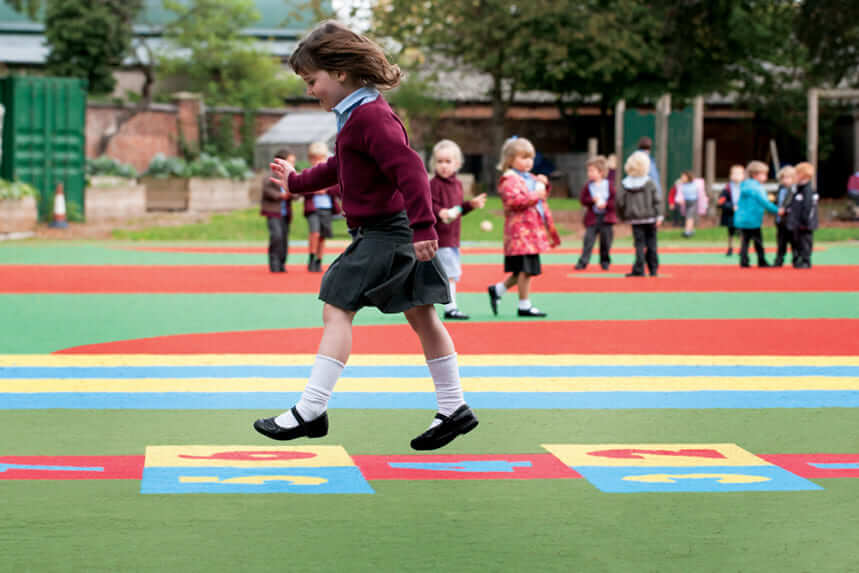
[144,153,191,179]
[86,156,139,179]
[0,179,40,201]
[144,153,251,180]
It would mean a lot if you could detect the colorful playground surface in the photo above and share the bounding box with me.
[1,239,858,572]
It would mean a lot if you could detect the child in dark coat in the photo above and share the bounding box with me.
[574,155,616,271]
[787,162,818,269]
[717,165,745,256]
[773,165,797,267]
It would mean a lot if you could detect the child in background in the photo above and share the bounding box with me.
[487,137,560,317]
[616,151,663,277]
[717,165,745,256]
[787,162,819,269]
[675,170,707,238]
[304,141,341,272]
[260,148,296,272]
[773,165,797,267]
[574,155,616,271]
[255,21,478,451]
[430,139,487,320]
[734,160,779,268]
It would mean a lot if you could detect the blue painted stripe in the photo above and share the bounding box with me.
[1,391,858,409]
[2,365,858,379]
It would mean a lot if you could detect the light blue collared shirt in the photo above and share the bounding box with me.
[513,168,546,221]
[333,86,380,133]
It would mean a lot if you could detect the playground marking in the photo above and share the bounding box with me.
[542,443,769,467]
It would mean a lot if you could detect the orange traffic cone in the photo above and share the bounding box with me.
[49,182,68,229]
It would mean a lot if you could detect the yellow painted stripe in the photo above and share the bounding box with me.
[2,354,858,367]
[3,376,858,393]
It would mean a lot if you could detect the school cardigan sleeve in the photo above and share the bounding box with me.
[287,155,339,196]
[356,107,437,243]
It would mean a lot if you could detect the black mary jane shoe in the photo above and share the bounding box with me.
[410,404,479,451]
[487,285,500,316]
[517,306,547,317]
[253,406,328,441]
[444,308,470,320]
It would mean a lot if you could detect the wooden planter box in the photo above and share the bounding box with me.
[0,196,38,233]
[141,177,189,211]
[85,177,146,221]
[188,178,251,213]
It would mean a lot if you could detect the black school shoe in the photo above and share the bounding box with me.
[444,308,470,320]
[487,285,500,316]
[253,406,328,441]
[518,306,547,317]
[410,404,479,451]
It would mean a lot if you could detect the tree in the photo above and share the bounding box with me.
[7,0,41,19]
[370,0,550,187]
[159,0,299,109]
[43,0,143,95]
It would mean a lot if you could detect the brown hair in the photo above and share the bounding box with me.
[746,160,769,177]
[274,148,294,160]
[288,21,401,90]
[586,155,608,175]
[637,136,653,151]
[497,137,535,172]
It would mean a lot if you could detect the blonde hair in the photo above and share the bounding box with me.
[624,151,651,178]
[431,139,463,172]
[497,137,535,171]
[288,20,401,90]
[586,155,608,175]
[795,162,815,179]
[729,164,745,179]
[746,161,769,177]
[307,141,330,159]
[777,165,796,181]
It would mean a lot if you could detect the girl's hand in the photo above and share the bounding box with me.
[535,174,549,186]
[414,240,438,261]
[535,187,548,200]
[439,208,451,224]
[270,158,296,191]
[470,193,487,209]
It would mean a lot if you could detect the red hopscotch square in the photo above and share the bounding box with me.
[759,454,859,479]
[0,456,145,480]
[353,453,581,480]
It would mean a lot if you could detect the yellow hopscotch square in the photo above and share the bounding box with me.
[144,445,355,468]
[541,443,770,468]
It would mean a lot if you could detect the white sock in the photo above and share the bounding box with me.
[494,282,507,296]
[275,354,344,428]
[426,353,466,428]
[518,298,532,310]
[444,281,458,312]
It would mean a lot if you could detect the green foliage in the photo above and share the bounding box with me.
[86,156,138,179]
[143,153,251,181]
[0,179,40,201]
[43,0,143,95]
[7,0,41,19]
[159,0,295,109]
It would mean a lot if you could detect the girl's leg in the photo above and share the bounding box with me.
[517,273,531,302]
[317,237,325,260]
[274,303,354,428]
[308,232,320,269]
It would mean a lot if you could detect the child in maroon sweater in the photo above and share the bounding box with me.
[430,139,486,320]
[254,21,478,450]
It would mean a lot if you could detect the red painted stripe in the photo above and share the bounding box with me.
[124,245,825,255]
[55,318,859,355]
[353,454,580,480]
[3,264,856,294]
[760,454,859,479]
[0,456,144,480]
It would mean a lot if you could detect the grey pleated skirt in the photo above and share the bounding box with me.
[319,211,450,313]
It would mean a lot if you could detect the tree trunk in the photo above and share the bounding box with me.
[484,73,509,194]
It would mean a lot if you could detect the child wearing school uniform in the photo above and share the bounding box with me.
[429,139,487,319]
[787,162,819,269]
[717,165,745,256]
[735,160,779,268]
[487,137,560,317]
[303,141,341,272]
[574,155,616,271]
[773,165,797,267]
[616,151,663,277]
[254,21,478,450]
[674,171,708,238]
[260,148,296,272]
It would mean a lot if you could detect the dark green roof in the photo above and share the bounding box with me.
[0,0,330,35]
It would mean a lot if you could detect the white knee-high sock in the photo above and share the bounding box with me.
[444,280,458,312]
[275,354,344,428]
[426,353,465,427]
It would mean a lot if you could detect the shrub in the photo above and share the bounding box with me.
[0,179,40,201]
[86,156,138,179]
[144,153,251,180]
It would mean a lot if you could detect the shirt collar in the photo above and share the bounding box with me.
[333,86,380,132]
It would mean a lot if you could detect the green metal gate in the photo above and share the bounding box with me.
[623,106,693,192]
[1,76,87,221]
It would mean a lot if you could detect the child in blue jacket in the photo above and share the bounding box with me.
[734,160,780,268]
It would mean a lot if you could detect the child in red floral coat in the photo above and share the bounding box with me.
[487,137,560,317]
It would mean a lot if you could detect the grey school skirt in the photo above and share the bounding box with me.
[319,211,450,313]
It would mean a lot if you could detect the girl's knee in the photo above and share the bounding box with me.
[323,304,354,325]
